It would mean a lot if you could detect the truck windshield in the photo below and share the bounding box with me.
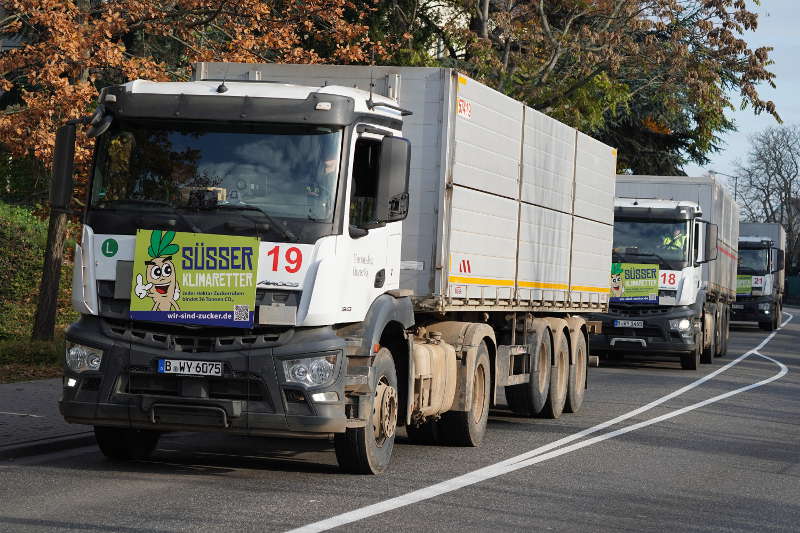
[738,248,769,274]
[90,120,342,225]
[612,220,690,270]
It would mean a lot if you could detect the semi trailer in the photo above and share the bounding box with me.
[733,222,786,330]
[55,63,616,474]
[589,175,739,370]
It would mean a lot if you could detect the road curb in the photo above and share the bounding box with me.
[0,432,95,460]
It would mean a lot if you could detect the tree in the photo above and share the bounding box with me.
[735,125,800,275]
[372,0,778,174]
[0,0,386,339]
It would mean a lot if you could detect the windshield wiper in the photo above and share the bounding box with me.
[102,199,203,233]
[215,204,298,242]
[620,251,677,270]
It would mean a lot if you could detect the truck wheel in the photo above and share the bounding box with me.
[716,311,728,357]
[406,419,441,445]
[504,325,551,417]
[334,347,398,474]
[680,345,700,370]
[541,329,569,419]
[94,426,160,461]
[565,333,587,414]
[439,341,491,447]
[700,315,715,364]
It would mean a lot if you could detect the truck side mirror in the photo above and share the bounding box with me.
[775,249,785,272]
[704,222,718,262]
[50,124,77,210]
[375,136,410,223]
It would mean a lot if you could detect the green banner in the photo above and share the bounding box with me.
[736,275,753,296]
[610,263,659,303]
[129,230,260,328]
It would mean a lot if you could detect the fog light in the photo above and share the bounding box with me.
[282,353,338,387]
[311,391,339,402]
[669,318,691,331]
[66,377,77,388]
[65,343,103,373]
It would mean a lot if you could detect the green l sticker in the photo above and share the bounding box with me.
[101,238,119,257]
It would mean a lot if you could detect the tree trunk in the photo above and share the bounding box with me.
[31,209,68,341]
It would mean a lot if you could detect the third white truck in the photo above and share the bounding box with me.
[733,222,786,330]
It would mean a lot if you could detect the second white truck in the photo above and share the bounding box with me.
[54,64,617,473]
[589,175,739,370]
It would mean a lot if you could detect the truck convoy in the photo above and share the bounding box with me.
[733,222,786,330]
[54,64,617,474]
[589,175,739,370]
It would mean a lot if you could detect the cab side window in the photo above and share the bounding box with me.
[350,137,381,226]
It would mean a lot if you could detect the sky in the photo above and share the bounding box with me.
[683,0,800,187]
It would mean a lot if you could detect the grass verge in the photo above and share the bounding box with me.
[0,201,77,383]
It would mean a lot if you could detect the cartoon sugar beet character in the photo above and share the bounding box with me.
[610,263,624,298]
[134,230,181,311]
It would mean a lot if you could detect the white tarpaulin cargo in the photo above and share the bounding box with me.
[194,64,617,312]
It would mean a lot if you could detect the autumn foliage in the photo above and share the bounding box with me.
[0,0,385,177]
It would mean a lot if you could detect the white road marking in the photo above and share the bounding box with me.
[0,412,44,418]
[287,312,793,533]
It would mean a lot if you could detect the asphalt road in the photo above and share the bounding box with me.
[1,310,798,532]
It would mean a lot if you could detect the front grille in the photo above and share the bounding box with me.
[604,326,664,338]
[126,372,266,401]
[101,319,290,352]
[609,304,669,316]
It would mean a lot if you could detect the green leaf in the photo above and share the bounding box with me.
[162,243,179,256]
[148,230,162,258]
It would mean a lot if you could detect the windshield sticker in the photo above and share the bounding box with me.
[610,263,659,303]
[130,230,259,328]
[736,275,753,296]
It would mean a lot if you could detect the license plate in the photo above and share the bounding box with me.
[732,304,744,310]
[158,359,223,377]
[614,320,644,328]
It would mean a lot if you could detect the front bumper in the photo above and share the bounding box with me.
[587,306,700,357]
[731,296,774,323]
[59,316,351,436]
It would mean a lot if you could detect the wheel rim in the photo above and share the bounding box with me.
[558,343,568,392]
[372,378,397,447]
[537,340,548,391]
[471,363,486,424]
[575,343,586,389]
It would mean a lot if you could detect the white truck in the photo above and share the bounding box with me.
[733,222,786,330]
[54,64,616,474]
[589,175,739,370]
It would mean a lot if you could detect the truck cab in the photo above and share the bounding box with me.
[733,235,785,330]
[590,197,722,369]
[58,75,415,471]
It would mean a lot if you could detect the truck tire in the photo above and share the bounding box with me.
[505,323,551,416]
[680,344,700,370]
[565,332,587,414]
[700,314,715,364]
[439,341,491,447]
[406,419,441,445]
[94,426,160,461]
[716,310,728,357]
[334,347,398,474]
[760,306,778,331]
[541,329,569,419]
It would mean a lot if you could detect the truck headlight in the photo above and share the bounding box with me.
[758,303,771,311]
[669,318,691,331]
[65,342,103,372]
[282,353,338,387]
